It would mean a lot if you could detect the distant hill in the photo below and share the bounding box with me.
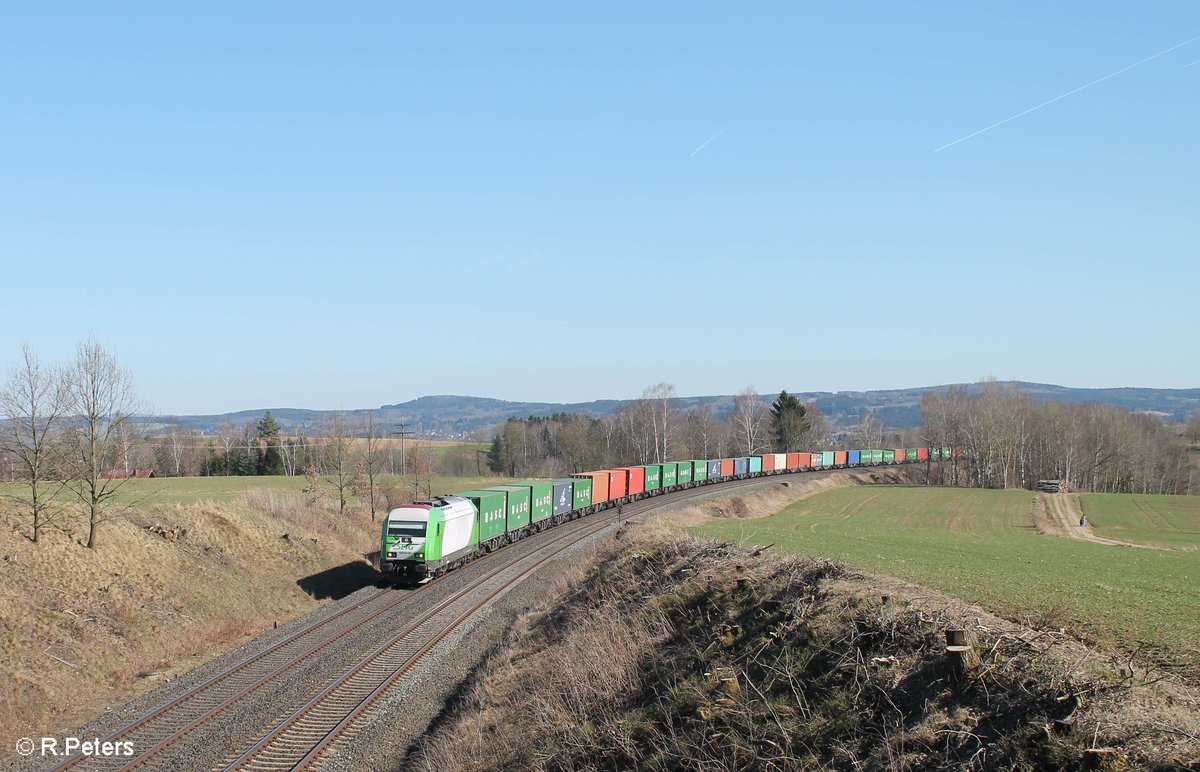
[154,382,1200,439]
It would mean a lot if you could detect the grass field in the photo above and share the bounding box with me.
[1076,493,1200,550]
[0,474,512,507]
[698,487,1200,664]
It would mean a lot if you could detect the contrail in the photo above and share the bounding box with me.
[690,119,738,157]
[936,33,1200,152]
[1186,58,1200,67]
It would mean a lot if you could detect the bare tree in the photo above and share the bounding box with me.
[361,411,388,521]
[408,438,437,501]
[730,387,767,455]
[852,408,885,449]
[280,431,303,477]
[0,345,69,542]
[922,385,1190,494]
[62,337,142,549]
[321,413,359,517]
[682,404,722,459]
[642,383,678,463]
[215,420,238,475]
[165,425,186,477]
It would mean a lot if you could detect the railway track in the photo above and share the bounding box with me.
[49,474,785,771]
[224,478,778,771]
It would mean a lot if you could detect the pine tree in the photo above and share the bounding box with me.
[256,410,284,475]
[770,390,810,452]
[486,433,506,474]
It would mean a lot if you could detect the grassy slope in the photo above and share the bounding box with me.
[0,473,507,748]
[698,487,1200,664]
[1076,493,1200,549]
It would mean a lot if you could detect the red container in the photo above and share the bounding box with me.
[894,448,906,462]
[720,458,734,477]
[617,466,645,495]
[809,453,821,467]
[834,451,847,466]
[761,454,776,472]
[606,470,627,498]
[916,447,929,460]
[573,471,609,503]
[786,452,801,469]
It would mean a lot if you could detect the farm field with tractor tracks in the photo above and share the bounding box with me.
[698,486,1200,675]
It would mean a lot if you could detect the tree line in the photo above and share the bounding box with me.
[0,341,459,548]
[484,384,836,477]
[7,345,1192,551]
[921,383,1197,494]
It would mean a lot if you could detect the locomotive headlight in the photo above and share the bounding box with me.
[416,552,424,559]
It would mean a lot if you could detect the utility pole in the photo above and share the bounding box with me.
[391,420,414,474]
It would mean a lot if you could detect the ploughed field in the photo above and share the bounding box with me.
[698,487,1200,668]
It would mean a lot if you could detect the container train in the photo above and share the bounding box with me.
[380,447,960,583]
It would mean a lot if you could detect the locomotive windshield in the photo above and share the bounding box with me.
[387,522,427,537]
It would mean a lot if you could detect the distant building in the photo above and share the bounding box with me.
[101,469,157,479]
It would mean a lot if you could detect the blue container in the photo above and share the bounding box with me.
[734,457,749,476]
[847,450,861,465]
[552,481,574,515]
[707,459,721,478]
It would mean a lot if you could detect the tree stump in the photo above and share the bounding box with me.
[944,628,980,687]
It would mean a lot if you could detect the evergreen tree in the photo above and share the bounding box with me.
[256,410,284,475]
[486,432,506,474]
[770,390,810,452]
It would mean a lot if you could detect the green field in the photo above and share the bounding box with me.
[698,487,1200,663]
[1076,493,1200,550]
[0,474,511,507]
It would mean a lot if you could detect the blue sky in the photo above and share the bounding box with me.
[2,3,1197,414]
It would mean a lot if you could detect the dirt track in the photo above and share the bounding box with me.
[1038,493,1148,549]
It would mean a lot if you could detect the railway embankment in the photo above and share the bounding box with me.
[0,490,378,749]
[411,526,1200,770]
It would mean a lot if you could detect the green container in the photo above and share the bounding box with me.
[512,481,553,523]
[661,462,677,487]
[642,464,661,491]
[749,456,763,473]
[487,485,531,532]
[691,460,708,482]
[906,448,919,461]
[821,451,835,467]
[457,490,506,542]
[676,462,692,485]
[558,476,592,509]
[883,450,896,464]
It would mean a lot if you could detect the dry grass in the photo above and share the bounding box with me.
[412,526,1200,771]
[0,490,380,749]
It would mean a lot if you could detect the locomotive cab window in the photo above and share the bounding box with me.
[387,522,427,537]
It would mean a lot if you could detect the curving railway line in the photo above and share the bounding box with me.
[48,474,782,771]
